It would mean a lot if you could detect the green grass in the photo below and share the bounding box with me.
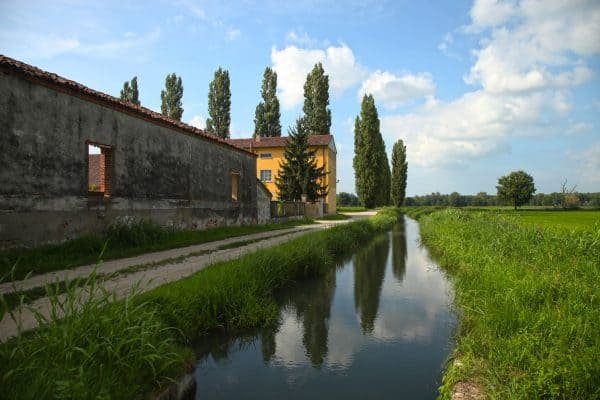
[337,206,368,212]
[0,208,402,399]
[0,219,314,280]
[496,210,600,231]
[415,209,599,399]
[316,213,352,221]
[0,273,192,400]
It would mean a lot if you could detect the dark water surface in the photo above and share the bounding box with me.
[194,216,456,399]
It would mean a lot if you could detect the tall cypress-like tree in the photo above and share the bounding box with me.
[276,118,328,201]
[303,63,331,135]
[391,139,408,207]
[120,76,140,105]
[160,73,183,121]
[206,67,231,138]
[353,94,389,208]
[254,67,281,137]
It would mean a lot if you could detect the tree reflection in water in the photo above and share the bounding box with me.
[391,218,408,283]
[276,268,337,366]
[353,233,390,334]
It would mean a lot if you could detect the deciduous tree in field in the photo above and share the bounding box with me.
[206,67,231,138]
[391,139,408,207]
[496,170,536,209]
[276,118,328,201]
[120,76,140,106]
[303,63,331,135]
[160,73,183,121]
[254,67,281,138]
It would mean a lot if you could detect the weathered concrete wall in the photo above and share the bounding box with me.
[0,71,257,248]
[256,181,271,224]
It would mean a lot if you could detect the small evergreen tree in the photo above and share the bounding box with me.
[206,67,231,138]
[303,63,331,135]
[160,73,183,121]
[119,76,140,105]
[354,94,388,208]
[391,139,408,207]
[276,118,328,201]
[254,67,281,137]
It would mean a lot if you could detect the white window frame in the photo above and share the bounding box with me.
[260,170,272,182]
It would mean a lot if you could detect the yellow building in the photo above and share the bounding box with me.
[228,135,337,214]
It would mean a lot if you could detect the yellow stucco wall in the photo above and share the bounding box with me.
[254,144,336,214]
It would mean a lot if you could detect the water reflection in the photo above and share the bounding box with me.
[391,218,407,283]
[195,216,456,400]
[353,234,389,333]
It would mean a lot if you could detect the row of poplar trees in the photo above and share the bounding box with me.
[353,95,408,208]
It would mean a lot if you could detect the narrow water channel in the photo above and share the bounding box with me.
[194,216,456,399]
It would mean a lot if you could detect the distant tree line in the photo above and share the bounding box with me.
[403,191,600,208]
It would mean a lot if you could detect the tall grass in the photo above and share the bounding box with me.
[0,273,191,400]
[0,219,314,280]
[417,209,600,399]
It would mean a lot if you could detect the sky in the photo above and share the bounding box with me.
[1,0,599,196]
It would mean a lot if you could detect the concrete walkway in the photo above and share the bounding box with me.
[1,215,374,341]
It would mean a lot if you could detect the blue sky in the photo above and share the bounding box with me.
[1,0,599,195]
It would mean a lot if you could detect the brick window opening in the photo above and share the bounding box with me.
[88,143,113,197]
[231,172,240,202]
[260,170,272,182]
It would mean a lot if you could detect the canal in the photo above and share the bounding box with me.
[193,216,456,399]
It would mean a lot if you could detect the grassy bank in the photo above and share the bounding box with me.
[0,219,314,280]
[414,209,599,399]
[1,208,401,399]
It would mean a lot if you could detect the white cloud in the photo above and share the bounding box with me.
[380,0,600,170]
[226,28,240,41]
[0,28,161,59]
[188,115,205,129]
[465,0,599,93]
[566,121,592,135]
[359,70,435,109]
[467,0,517,31]
[570,142,600,183]
[271,44,367,109]
[380,89,563,168]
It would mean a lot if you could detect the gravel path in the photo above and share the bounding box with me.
[1,219,361,341]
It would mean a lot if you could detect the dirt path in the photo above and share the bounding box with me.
[1,218,365,341]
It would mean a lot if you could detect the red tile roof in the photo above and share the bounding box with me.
[227,135,335,151]
[0,54,254,156]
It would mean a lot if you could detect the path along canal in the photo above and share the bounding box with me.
[193,216,456,399]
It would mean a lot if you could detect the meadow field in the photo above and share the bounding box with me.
[404,207,599,399]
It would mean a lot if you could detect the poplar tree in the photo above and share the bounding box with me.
[160,73,183,121]
[391,139,408,207]
[206,67,231,138]
[276,118,328,201]
[254,67,281,137]
[303,63,331,135]
[119,76,140,105]
[353,94,389,208]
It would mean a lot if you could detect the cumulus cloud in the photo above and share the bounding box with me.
[465,0,599,93]
[383,0,600,169]
[271,44,367,108]
[359,70,435,109]
[188,115,205,129]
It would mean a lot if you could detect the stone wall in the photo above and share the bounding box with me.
[0,69,258,248]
